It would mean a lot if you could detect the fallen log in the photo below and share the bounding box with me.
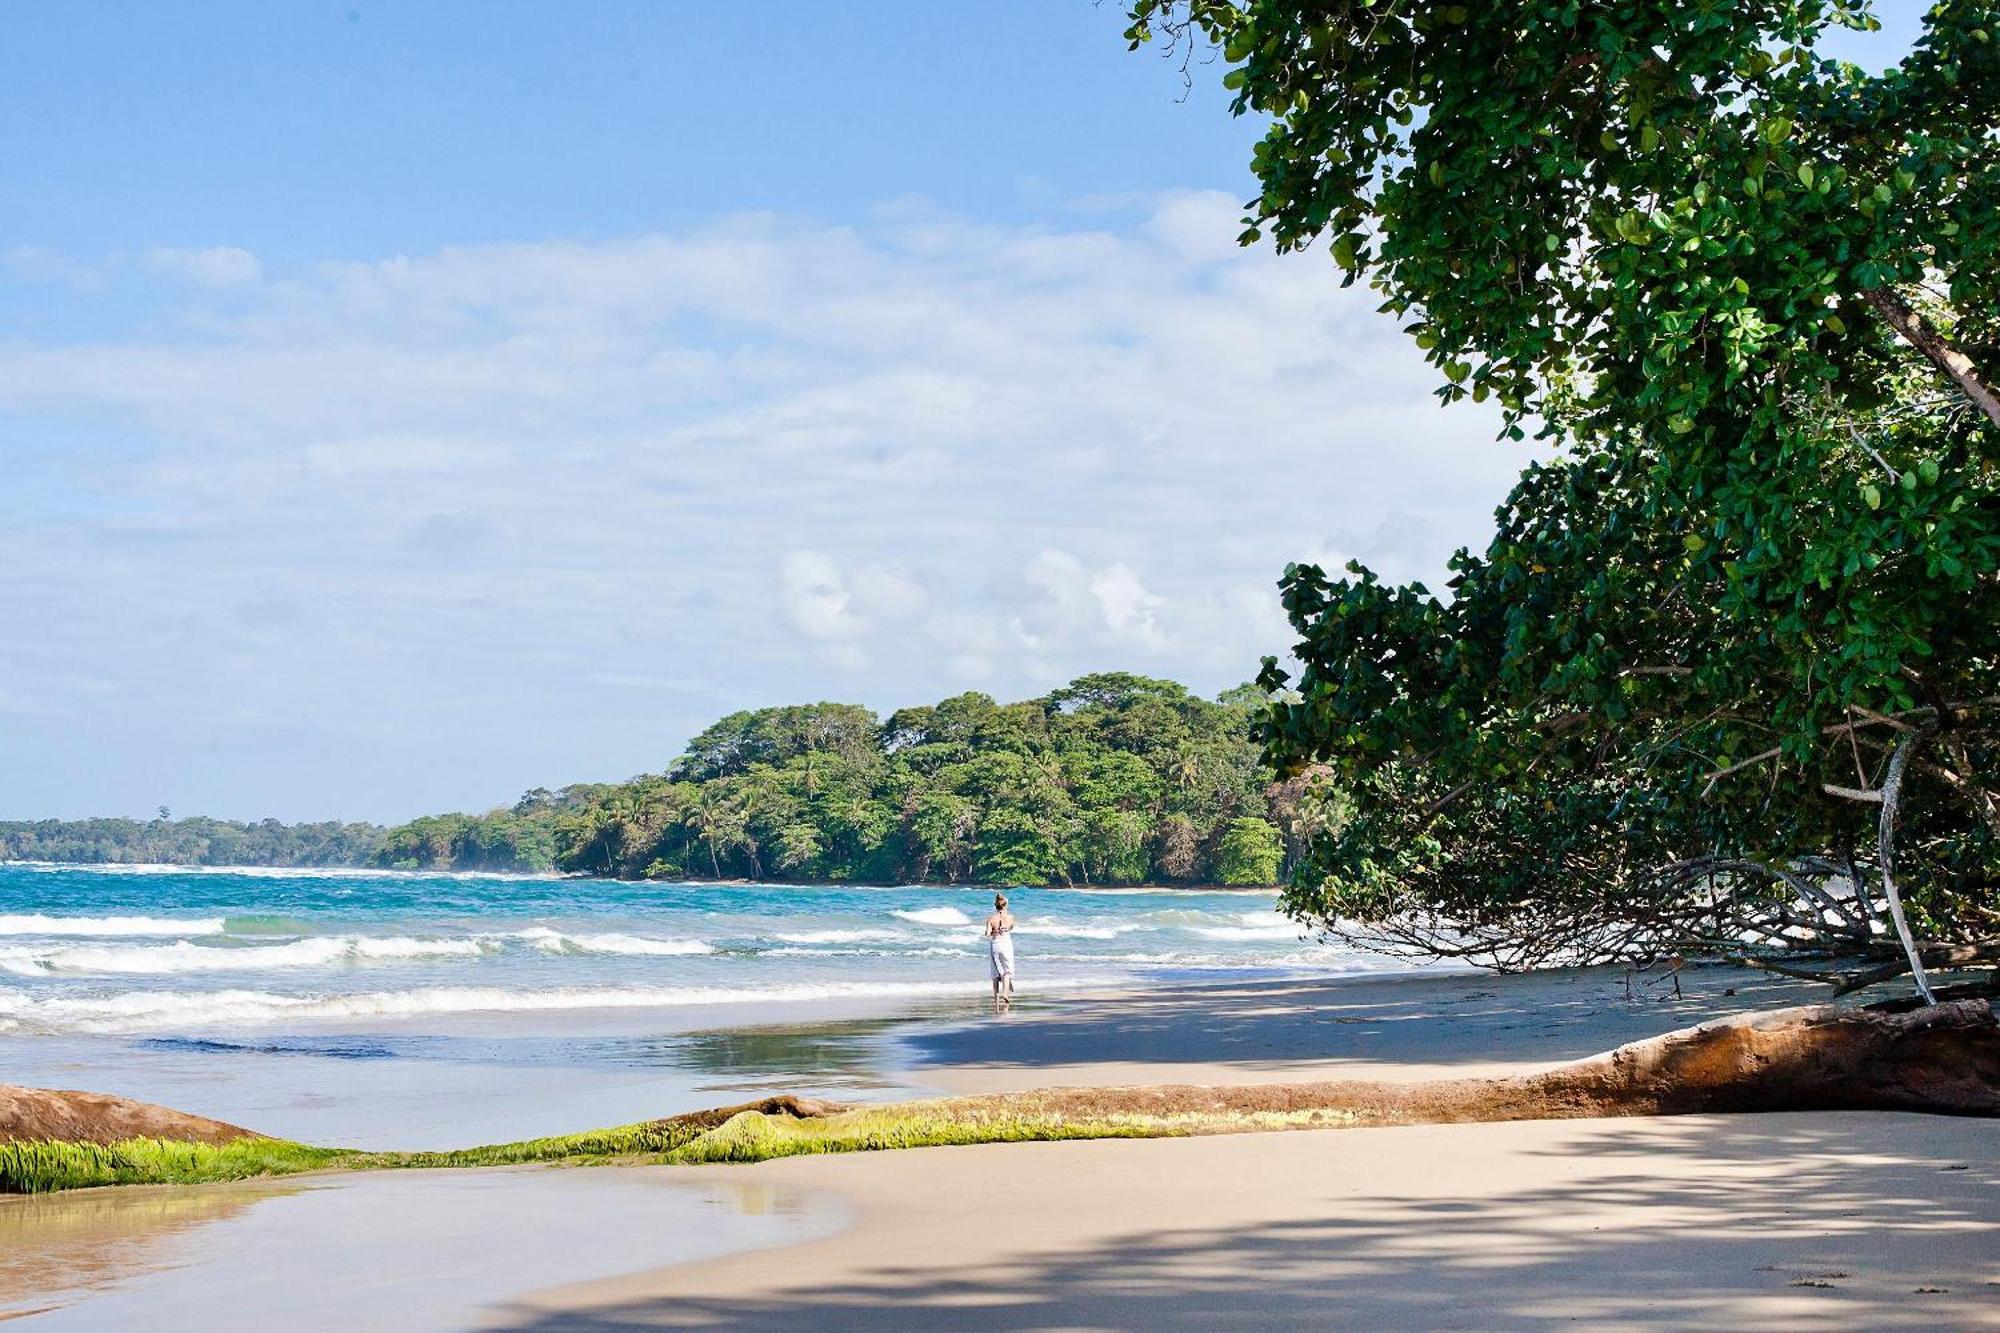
[0,1085,255,1146]
[969,997,2000,1128]
[635,1094,852,1137]
[4,1000,1993,1187]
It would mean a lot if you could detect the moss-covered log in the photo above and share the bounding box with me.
[5,1000,1994,1193]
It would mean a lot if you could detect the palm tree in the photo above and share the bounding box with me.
[687,786,748,879]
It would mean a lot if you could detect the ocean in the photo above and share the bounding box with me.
[0,863,1409,1148]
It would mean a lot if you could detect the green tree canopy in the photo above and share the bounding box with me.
[370,675,1295,888]
[1130,0,1999,993]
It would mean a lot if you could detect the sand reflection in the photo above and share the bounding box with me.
[2,1167,838,1331]
[0,1178,307,1314]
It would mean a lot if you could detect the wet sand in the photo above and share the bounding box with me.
[0,1167,838,1330]
[490,1112,2000,1330]
[489,965,1999,1330]
[900,961,1827,1091]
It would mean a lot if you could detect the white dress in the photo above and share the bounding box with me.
[987,925,1015,982]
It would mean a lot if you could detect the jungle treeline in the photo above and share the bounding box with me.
[6,674,1319,887]
[375,674,1314,885]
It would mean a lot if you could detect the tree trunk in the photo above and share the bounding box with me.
[1862,288,2000,429]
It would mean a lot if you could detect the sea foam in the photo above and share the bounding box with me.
[0,977,1010,1034]
[0,913,228,937]
[0,935,490,976]
[890,907,972,926]
[772,928,907,945]
[511,927,714,957]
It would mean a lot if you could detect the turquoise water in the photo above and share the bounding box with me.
[0,863,1388,1037]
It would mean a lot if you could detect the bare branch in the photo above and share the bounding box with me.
[1877,727,1936,1005]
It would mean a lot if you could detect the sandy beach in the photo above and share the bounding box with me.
[472,965,1997,1330]
[490,1113,1998,1330]
[8,965,1997,1329]
[899,961,1829,1091]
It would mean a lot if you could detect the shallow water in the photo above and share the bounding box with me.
[0,864,1379,1035]
[0,1166,838,1330]
[0,864,1415,1145]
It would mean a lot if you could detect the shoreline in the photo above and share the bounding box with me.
[0,962,1851,1153]
[895,960,1828,1091]
[5,965,1996,1326]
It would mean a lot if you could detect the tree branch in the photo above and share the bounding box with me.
[1862,287,2000,430]
[1877,727,1936,1005]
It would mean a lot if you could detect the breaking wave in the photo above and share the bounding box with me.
[511,927,714,957]
[0,913,227,937]
[0,978,1010,1034]
[890,907,972,927]
[0,935,490,976]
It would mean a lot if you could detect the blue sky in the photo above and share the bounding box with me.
[4,2,1268,266]
[0,3,1926,821]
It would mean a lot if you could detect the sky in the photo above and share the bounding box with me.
[0,3,1928,822]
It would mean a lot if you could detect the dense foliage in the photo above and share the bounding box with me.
[0,816,386,868]
[4,677,1301,887]
[1131,0,1998,991]
[374,674,1307,885]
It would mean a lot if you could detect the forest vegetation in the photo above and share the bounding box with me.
[0,816,386,869]
[4,674,1312,888]
[373,674,1310,886]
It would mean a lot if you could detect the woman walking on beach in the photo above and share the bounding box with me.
[984,893,1016,1007]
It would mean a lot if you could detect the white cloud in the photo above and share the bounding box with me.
[1021,549,1165,649]
[779,550,859,642]
[1,244,106,291]
[1088,563,1165,647]
[1024,549,1095,629]
[775,551,929,670]
[0,193,1532,818]
[145,245,263,287]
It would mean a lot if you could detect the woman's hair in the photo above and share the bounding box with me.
[994,893,1008,909]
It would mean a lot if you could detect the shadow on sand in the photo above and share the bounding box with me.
[902,965,1821,1074]
[488,1112,1998,1330]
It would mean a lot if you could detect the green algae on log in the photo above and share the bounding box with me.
[5,1000,1996,1194]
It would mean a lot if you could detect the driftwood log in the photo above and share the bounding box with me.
[4,1001,1994,1151]
[0,1084,255,1146]
[962,997,2000,1129]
